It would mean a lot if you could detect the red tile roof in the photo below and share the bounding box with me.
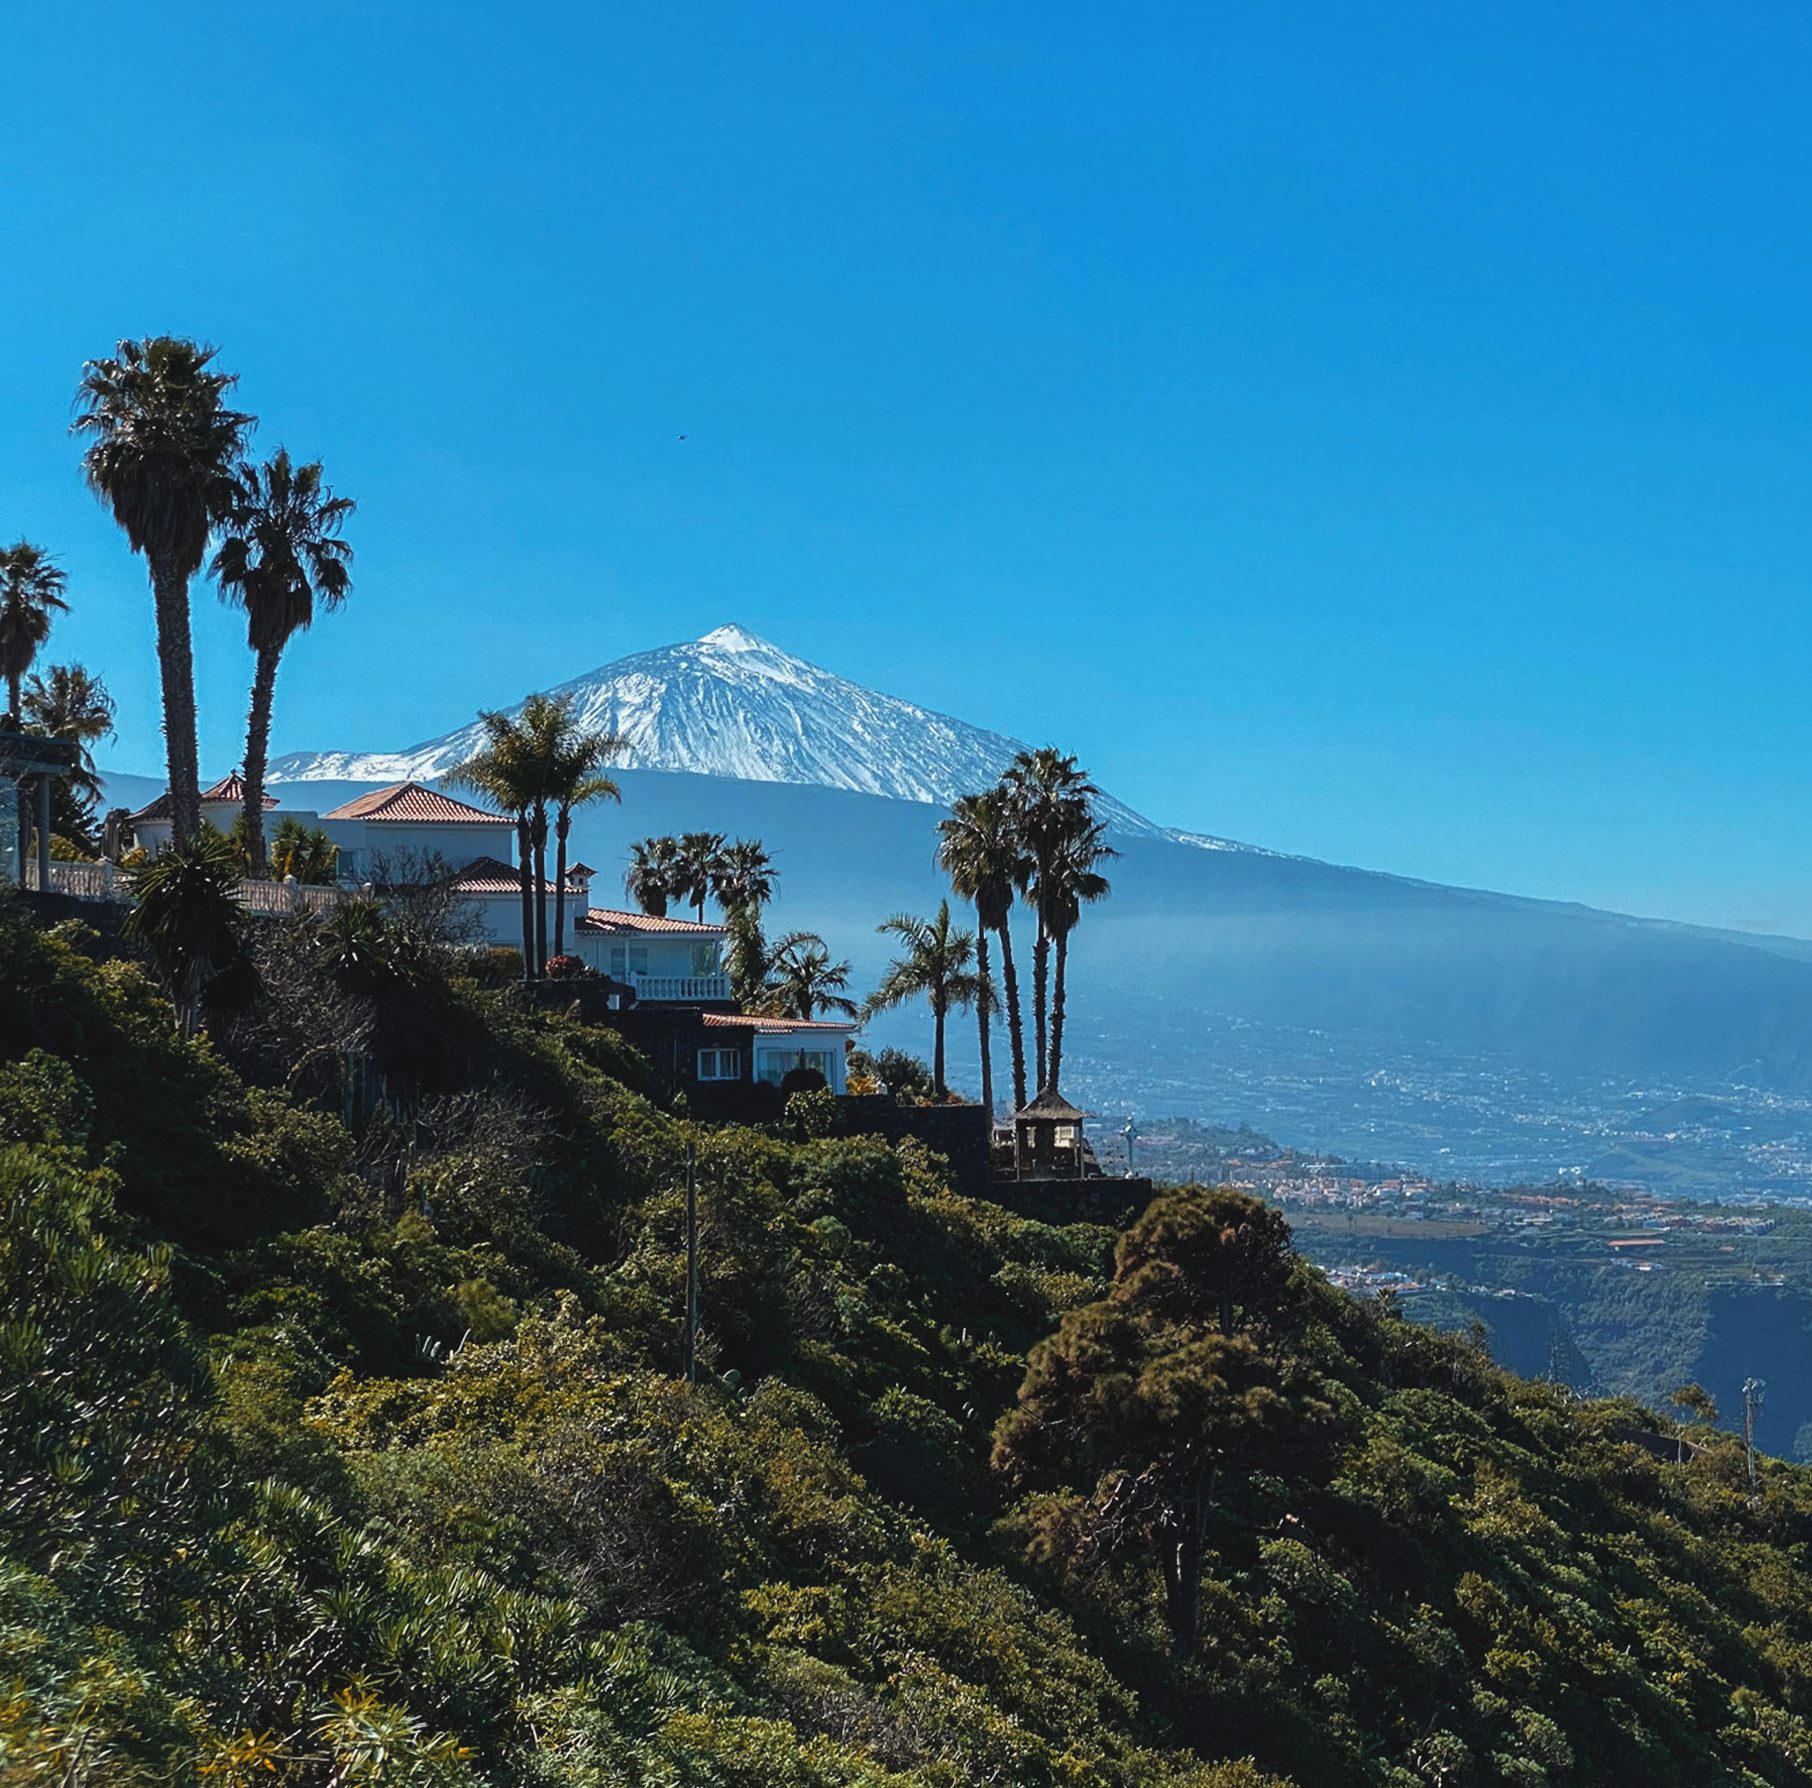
[576,906,728,937]
[700,1011,856,1032]
[445,856,573,896]
[321,781,511,824]
[128,772,279,823]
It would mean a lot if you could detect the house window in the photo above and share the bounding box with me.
[757,1048,835,1088]
[691,941,720,978]
[697,1048,742,1082]
[609,945,650,978]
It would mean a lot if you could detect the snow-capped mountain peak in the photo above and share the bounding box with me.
[267,624,1169,835]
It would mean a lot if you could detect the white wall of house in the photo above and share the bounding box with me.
[326,819,511,880]
[572,931,717,978]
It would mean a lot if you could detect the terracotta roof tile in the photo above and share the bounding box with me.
[577,907,728,937]
[129,772,279,824]
[446,855,569,895]
[321,781,510,824]
[700,1011,856,1032]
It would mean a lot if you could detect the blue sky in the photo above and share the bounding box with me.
[5,3,1811,932]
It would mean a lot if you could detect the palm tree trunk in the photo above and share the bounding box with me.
[996,921,1027,1111]
[932,1000,947,1100]
[516,812,535,981]
[531,801,549,973]
[241,643,280,877]
[1032,917,1050,1095]
[975,921,994,1117]
[1049,928,1069,1095]
[149,550,202,847]
[554,809,569,957]
[8,672,24,878]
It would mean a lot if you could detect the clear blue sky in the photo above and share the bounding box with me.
[5,4,1811,933]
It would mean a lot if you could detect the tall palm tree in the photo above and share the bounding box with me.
[865,900,985,1101]
[713,838,777,915]
[454,709,542,979]
[23,663,115,853]
[210,449,355,874]
[0,544,68,724]
[1042,816,1116,1096]
[124,829,247,1036]
[510,693,585,970]
[0,544,69,869]
[1002,748,1101,1094]
[549,725,623,955]
[22,663,114,783]
[73,337,254,846]
[938,787,1027,1115]
[624,836,681,916]
[764,931,859,1021]
[674,830,729,922]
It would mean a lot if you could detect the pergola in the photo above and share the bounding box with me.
[1,729,80,891]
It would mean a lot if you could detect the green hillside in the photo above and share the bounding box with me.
[6,896,1812,1785]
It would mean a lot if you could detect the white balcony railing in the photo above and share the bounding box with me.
[24,859,346,916]
[632,972,731,1002]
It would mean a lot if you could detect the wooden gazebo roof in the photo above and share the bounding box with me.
[1015,1088,1091,1122]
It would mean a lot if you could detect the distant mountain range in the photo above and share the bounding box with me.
[110,623,1812,1195]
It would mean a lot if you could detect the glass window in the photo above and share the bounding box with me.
[697,1048,741,1082]
[757,1049,834,1087]
[691,942,720,978]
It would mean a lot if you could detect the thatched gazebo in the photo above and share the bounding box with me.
[1013,1087,1091,1179]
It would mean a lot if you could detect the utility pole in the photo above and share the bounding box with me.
[684,1142,699,1386]
[1743,1376,1766,1490]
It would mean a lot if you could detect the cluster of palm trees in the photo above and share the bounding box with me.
[623,832,774,922]
[69,336,356,875]
[0,532,117,852]
[621,830,857,1022]
[453,692,624,979]
[2,540,118,855]
[906,748,1115,1113]
[855,749,1112,1109]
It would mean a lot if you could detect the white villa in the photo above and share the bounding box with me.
[123,774,853,1094]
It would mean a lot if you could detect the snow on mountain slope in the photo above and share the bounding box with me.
[270,623,1174,837]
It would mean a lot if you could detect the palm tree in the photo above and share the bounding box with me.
[0,544,69,868]
[73,337,254,846]
[624,836,681,916]
[123,829,247,1035]
[549,726,623,955]
[713,838,777,915]
[1001,748,1101,1094]
[454,709,542,979]
[1042,816,1116,1096]
[764,931,859,1021]
[938,787,1026,1116]
[0,544,68,724]
[865,900,985,1101]
[23,663,115,853]
[673,831,729,922]
[210,449,355,874]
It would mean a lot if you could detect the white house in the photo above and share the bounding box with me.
[317,781,516,877]
[696,1010,854,1094]
[571,906,731,1000]
[127,772,279,854]
[443,855,594,952]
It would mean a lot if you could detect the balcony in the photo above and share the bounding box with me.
[23,858,346,916]
[631,971,731,1002]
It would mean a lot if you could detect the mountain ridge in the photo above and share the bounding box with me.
[269,622,1175,838]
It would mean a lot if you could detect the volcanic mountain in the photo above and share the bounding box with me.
[270,623,1169,838]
